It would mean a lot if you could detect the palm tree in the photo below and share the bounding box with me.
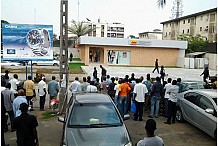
[68,20,92,39]
[157,0,166,8]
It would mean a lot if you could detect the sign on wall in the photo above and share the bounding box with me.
[107,50,130,65]
[2,23,53,61]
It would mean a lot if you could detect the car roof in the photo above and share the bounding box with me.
[74,93,112,104]
[187,89,217,98]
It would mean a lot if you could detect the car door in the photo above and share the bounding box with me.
[181,92,200,124]
[194,94,217,137]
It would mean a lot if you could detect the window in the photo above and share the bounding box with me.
[206,15,209,21]
[188,19,190,23]
[165,32,167,36]
[187,29,189,33]
[166,24,168,27]
[169,32,171,35]
[183,20,185,24]
[170,23,171,27]
[200,16,203,21]
[200,27,202,31]
[184,92,200,106]
[182,30,184,34]
[199,95,214,110]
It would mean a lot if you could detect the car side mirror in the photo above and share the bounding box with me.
[58,116,66,123]
[123,114,130,121]
[205,108,214,114]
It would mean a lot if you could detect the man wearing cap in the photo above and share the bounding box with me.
[38,76,47,110]
[137,119,164,146]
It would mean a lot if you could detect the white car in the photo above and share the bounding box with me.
[1,61,21,67]
[29,60,60,66]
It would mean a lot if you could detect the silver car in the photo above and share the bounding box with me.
[58,93,132,146]
[176,89,217,139]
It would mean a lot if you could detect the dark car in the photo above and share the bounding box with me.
[176,89,217,139]
[58,93,132,146]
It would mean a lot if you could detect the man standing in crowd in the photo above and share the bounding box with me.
[86,81,98,92]
[38,76,47,110]
[93,67,98,81]
[9,73,19,97]
[163,78,172,117]
[107,77,116,100]
[13,103,39,146]
[2,83,15,132]
[13,89,27,117]
[152,59,159,73]
[48,76,59,107]
[100,65,107,82]
[137,119,164,146]
[143,73,153,111]
[81,77,90,92]
[100,76,109,93]
[69,77,81,94]
[149,77,163,118]
[176,78,184,93]
[133,78,148,121]
[24,75,36,111]
[118,78,131,118]
[164,80,179,124]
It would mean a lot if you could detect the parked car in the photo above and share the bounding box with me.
[29,60,59,66]
[181,80,205,91]
[1,61,21,67]
[176,89,217,139]
[58,93,132,146]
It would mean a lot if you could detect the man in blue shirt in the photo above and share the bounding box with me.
[48,76,60,107]
[13,89,27,117]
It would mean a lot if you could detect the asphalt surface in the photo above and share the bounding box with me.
[3,64,217,146]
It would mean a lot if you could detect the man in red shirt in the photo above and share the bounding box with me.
[117,79,131,118]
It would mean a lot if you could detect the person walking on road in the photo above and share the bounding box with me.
[152,59,159,73]
[23,75,36,111]
[149,77,163,118]
[137,119,164,146]
[48,76,59,107]
[38,76,47,110]
[133,78,148,121]
[70,53,73,62]
[160,66,166,84]
[164,80,179,124]
[13,89,27,117]
[13,103,39,146]
[200,67,210,84]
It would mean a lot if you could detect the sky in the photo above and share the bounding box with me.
[1,0,217,37]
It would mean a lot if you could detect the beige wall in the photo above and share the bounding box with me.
[80,45,179,66]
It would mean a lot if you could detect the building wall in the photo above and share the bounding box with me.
[205,53,217,70]
[162,8,217,42]
[79,45,179,66]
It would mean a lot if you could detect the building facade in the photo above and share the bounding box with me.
[138,29,163,40]
[77,37,187,67]
[161,8,217,43]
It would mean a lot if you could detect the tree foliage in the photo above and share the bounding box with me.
[177,34,208,54]
[1,20,9,24]
[68,21,92,39]
[157,0,166,8]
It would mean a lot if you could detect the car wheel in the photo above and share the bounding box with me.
[53,63,59,67]
[176,108,184,122]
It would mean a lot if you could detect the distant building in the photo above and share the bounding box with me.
[138,29,163,40]
[83,19,125,38]
[161,8,217,43]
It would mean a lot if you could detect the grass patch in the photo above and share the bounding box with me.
[41,111,58,119]
[68,63,86,74]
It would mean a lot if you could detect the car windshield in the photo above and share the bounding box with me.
[68,102,122,128]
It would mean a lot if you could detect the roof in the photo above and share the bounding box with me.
[75,93,111,103]
[186,52,206,56]
[78,36,188,49]
[138,31,163,35]
[160,7,217,24]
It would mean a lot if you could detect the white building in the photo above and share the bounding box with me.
[138,29,163,40]
[161,8,217,43]
[84,19,125,38]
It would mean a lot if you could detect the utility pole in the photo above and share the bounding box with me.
[59,0,68,114]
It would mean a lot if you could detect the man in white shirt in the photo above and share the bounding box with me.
[69,77,81,94]
[137,119,164,146]
[163,78,172,117]
[38,76,47,110]
[9,74,19,97]
[86,81,97,92]
[13,89,27,117]
[164,80,179,124]
[133,78,148,121]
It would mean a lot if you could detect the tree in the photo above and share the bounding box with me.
[68,20,93,39]
[157,0,166,8]
[177,34,208,54]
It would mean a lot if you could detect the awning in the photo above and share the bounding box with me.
[186,52,206,56]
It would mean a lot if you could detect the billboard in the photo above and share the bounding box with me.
[2,23,53,61]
